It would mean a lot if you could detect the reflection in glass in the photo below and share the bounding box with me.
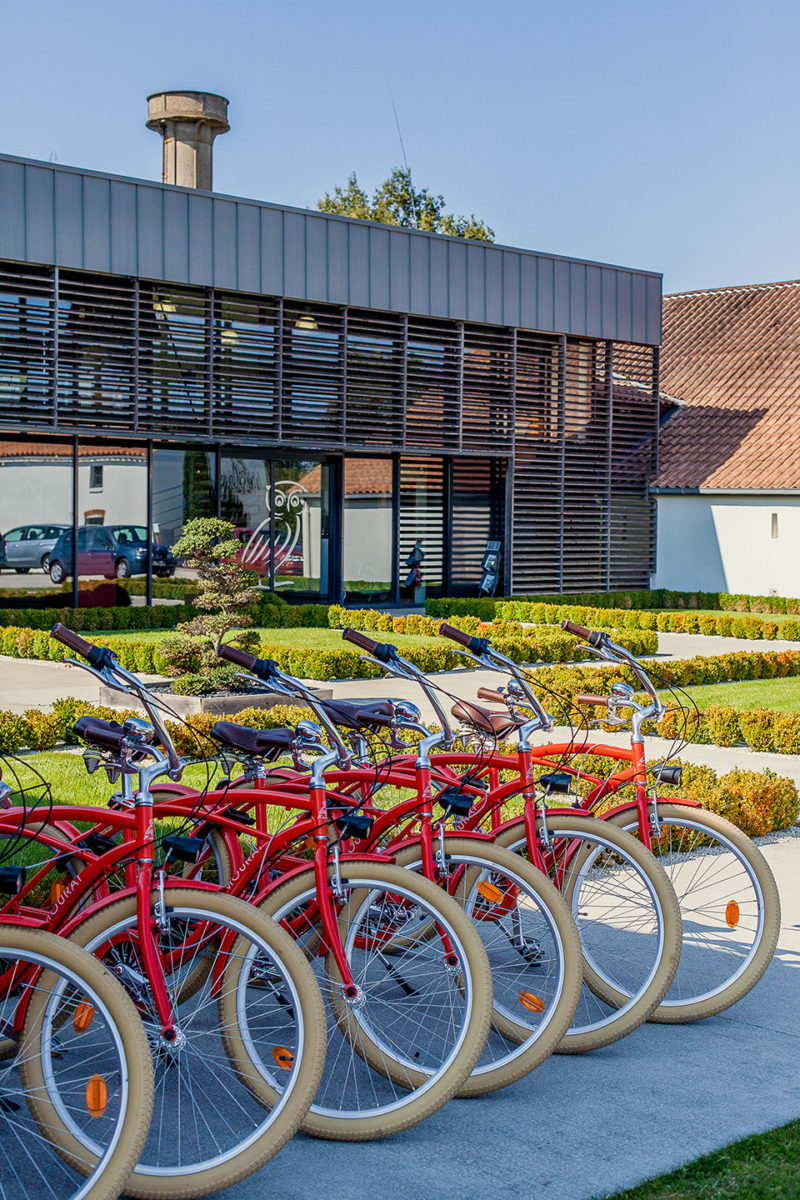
[0,440,73,599]
[220,456,327,595]
[152,449,217,577]
[343,458,392,604]
[73,444,147,596]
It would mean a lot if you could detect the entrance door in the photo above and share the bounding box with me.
[220,454,330,597]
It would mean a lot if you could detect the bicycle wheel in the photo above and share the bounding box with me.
[605,804,781,1022]
[64,887,326,1199]
[495,812,682,1053]
[1,924,153,1200]
[388,837,582,1095]
[253,861,493,1140]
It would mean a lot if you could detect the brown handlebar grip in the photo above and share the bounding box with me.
[574,694,609,706]
[476,687,505,703]
[217,643,259,672]
[50,623,97,662]
[438,622,474,648]
[342,628,381,656]
[561,620,594,640]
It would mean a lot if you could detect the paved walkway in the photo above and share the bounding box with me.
[4,627,800,784]
[221,836,800,1200]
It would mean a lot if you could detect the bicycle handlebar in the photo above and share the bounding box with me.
[560,620,608,649]
[51,623,112,670]
[342,628,398,663]
[476,687,505,702]
[438,622,490,656]
[574,693,609,706]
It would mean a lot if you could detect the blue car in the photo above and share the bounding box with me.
[106,525,177,578]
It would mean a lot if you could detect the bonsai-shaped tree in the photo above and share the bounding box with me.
[158,518,260,693]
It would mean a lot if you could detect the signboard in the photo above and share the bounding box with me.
[479,540,501,596]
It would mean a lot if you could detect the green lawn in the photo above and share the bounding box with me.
[677,676,800,712]
[603,1120,800,1199]
[103,626,445,652]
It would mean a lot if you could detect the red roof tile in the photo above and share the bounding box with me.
[656,279,800,489]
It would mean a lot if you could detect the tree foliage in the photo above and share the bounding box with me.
[158,518,259,688]
[318,168,494,242]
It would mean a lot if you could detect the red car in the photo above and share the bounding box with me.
[233,529,303,576]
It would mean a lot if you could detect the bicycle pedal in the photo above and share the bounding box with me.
[434,787,474,817]
[539,772,573,795]
[0,866,25,895]
[162,834,205,864]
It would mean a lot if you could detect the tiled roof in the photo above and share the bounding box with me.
[298,459,393,497]
[656,279,800,489]
[0,442,146,459]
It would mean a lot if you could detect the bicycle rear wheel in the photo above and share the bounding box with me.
[606,804,781,1022]
[1,924,153,1200]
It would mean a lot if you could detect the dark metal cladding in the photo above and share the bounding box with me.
[0,154,661,345]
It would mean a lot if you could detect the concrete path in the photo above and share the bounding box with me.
[214,835,800,1200]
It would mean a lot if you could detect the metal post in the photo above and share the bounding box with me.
[71,436,79,609]
[558,336,567,594]
[132,278,140,433]
[391,456,401,606]
[146,440,153,608]
[52,267,59,427]
[605,341,614,591]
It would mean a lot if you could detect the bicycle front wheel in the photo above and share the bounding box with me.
[2,924,153,1200]
[389,837,582,1095]
[64,887,326,1199]
[606,804,781,1022]
[253,861,493,1140]
[495,813,682,1053]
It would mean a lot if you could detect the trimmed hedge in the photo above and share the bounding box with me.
[327,607,658,662]
[0,699,795,837]
[426,597,800,643]
[427,589,800,618]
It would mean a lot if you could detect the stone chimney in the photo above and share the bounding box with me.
[146,91,229,191]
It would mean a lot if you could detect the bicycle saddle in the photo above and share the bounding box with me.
[450,700,526,739]
[210,721,295,760]
[318,698,395,731]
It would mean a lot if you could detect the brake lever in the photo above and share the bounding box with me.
[65,657,132,693]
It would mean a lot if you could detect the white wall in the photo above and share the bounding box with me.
[653,494,800,595]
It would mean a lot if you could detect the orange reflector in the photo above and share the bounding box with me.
[476,882,504,905]
[725,901,740,928]
[272,1046,294,1070]
[85,1074,107,1118]
[50,880,66,906]
[518,991,546,1013]
[73,1002,95,1033]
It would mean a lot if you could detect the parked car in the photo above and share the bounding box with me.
[0,533,6,571]
[48,527,118,583]
[0,524,70,573]
[105,525,177,578]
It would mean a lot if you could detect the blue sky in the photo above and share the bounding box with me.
[3,0,799,293]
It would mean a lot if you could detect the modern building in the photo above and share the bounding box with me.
[653,279,800,596]
[0,93,662,608]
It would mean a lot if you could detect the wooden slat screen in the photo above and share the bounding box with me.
[0,261,659,594]
[511,332,563,593]
[609,342,659,587]
[0,263,54,428]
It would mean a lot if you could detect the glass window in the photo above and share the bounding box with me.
[89,464,103,490]
[220,455,329,596]
[398,456,445,602]
[0,440,73,597]
[76,443,147,599]
[343,458,392,604]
